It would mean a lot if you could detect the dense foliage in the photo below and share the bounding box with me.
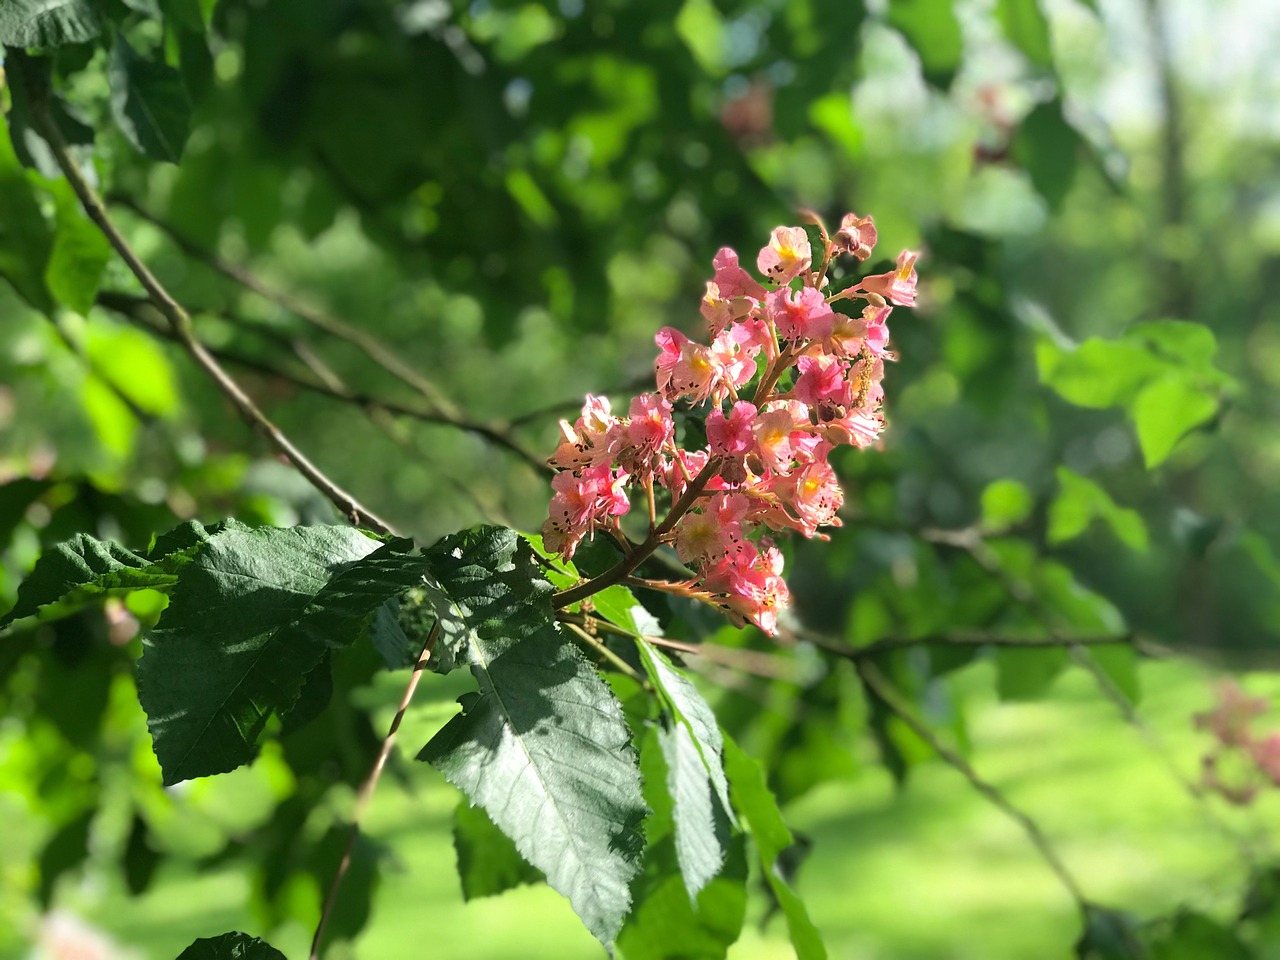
[2,0,1278,958]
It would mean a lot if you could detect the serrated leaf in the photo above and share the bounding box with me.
[453,800,543,900]
[658,722,730,901]
[45,179,111,315]
[886,0,963,89]
[617,726,747,960]
[0,0,102,47]
[637,640,735,899]
[418,526,646,950]
[1130,376,1217,468]
[722,736,826,960]
[138,525,430,784]
[108,36,191,163]
[1,520,222,628]
[996,0,1053,68]
[175,932,287,960]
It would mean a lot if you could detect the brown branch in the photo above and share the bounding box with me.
[106,196,549,474]
[855,659,1088,906]
[310,622,440,959]
[32,102,397,537]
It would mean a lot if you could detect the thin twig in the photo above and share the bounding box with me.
[563,621,647,684]
[799,629,1138,662]
[31,100,397,536]
[106,196,549,473]
[855,658,1088,907]
[310,622,440,959]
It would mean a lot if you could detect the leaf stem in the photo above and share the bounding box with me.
[552,457,721,609]
[310,622,440,959]
[32,100,397,536]
[563,621,647,685]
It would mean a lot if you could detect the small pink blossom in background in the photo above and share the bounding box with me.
[1194,679,1269,747]
[756,226,811,284]
[1252,733,1280,786]
[31,910,136,960]
[545,211,920,635]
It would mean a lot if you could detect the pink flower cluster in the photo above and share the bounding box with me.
[544,213,919,635]
[1195,680,1280,805]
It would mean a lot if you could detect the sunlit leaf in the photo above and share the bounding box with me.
[418,526,646,950]
[0,0,102,47]
[453,800,543,900]
[175,932,287,960]
[1130,376,1218,468]
[139,525,430,783]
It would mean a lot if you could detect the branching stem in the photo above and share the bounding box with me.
[552,457,721,609]
[309,622,440,959]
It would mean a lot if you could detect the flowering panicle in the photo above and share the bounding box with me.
[543,212,919,634]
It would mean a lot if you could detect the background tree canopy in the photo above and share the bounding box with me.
[3,0,1280,957]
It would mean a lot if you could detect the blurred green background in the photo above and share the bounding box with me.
[3,0,1280,956]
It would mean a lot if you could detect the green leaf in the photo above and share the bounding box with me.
[886,0,963,89]
[1,520,221,627]
[0,0,102,47]
[453,800,543,900]
[722,736,826,960]
[1012,98,1079,211]
[138,525,430,784]
[1147,910,1249,960]
[175,932,287,960]
[1130,376,1218,468]
[159,0,207,31]
[981,478,1034,532]
[1076,904,1146,959]
[45,179,111,315]
[38,807,94,905]
[3,50,96,179]
[675,0,727,75]
[1086,644,1141,704]
[108,36,192,163]
[0,123,54,312]
[617,726,748,960]
[1048,468,1148,552]
[638,640,736,899]
[418,526,646,950]
[995,646,1068,700]
[1126,320,1219,370]
[996,0,1053,69]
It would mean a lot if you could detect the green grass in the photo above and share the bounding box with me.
[76,657,1280,959]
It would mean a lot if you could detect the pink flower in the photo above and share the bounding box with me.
[712,247,768,301]
[766,287,835,343]
[819,409,884,449]
[615,393,674,478]
[756,226,812,285]
[542,465,629,560]
[833,212,877,261]
[659,448,711,498]
[860,250,919,307]
[707,401,758,457]
[793,354,849,409]
[776,458,844,537]
[702,541,789,635]
[549,394,619,469]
